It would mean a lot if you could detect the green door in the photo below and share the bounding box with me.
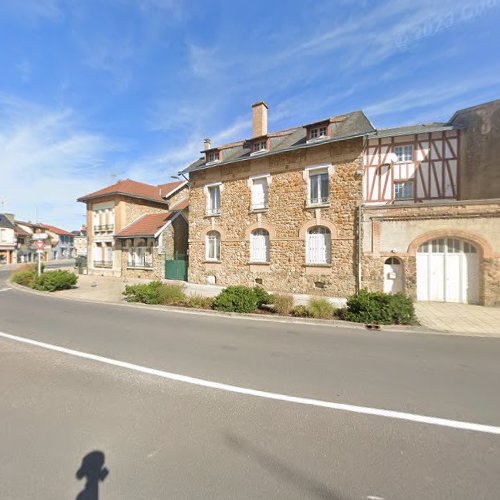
[165,253,188,281]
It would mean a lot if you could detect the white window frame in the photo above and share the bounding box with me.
[394,144,413,163]
[249,174,271,210]
[250,229,270,263]
[394,180,414,200]
[206,150,220,163]
[310,126,328,140]
[309,169,330,205]
[306,226,331,265]
[206,231,221,261]
[204,182,222,216]
[252,140,268,154]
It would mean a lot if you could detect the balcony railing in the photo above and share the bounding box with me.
[308,196,330,206]
[127,248,153,269]
[206,208,221,216]
[93,260,113,268]
[94,224,115,234]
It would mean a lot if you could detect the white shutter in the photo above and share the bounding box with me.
[251,230,269,262]
[307,227,331,264]
[252,178,268,209]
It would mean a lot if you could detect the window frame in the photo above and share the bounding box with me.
[250,175,270,210]
[394,179,414,200]
[306,226,332,265]
[308,169,330,206]
[206,150,220,163]
[252,140,268,154]
[206,184,221,216]
[250,228,270,263]
[205,231,221,261]
[394,144,413,163]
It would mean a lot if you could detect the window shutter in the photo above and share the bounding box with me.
[307,227,331,264]
[251,230,269,262]
[252,178,268,209]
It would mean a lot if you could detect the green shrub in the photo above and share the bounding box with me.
[308,298,336,319]
[123,281,162,304]
[184,294,213,309]
[272,293,294,315]
[33,270,77,292]
[253,286,272,308]
[212,286,258,313]
[340,289,416,325]
[11,269,37,287]
[157,283,186,305]
[291,305,311,318]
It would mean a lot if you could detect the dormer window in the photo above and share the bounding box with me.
[310,125,328,140]
[252,140,268,154]
[206,150,220,163]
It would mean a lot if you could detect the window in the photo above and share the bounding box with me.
[394,145,413,162]
[207,185,221,215]
[250,229,270,263]
[309,170,330,205]
[207,151,220,163]
[310,126,328,139]
[253,140,267,153]
[127,238,153,268]
[206,231,221,261]
[251,177,269,210]
[394,180,414,200]
[306,226,331,264]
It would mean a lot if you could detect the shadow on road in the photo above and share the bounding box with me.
[76,451,109,500]
[224,433,341,499]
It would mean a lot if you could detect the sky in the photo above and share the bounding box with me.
[0,0,499,230]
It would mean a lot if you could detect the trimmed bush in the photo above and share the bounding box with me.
[11,269,38,287]
[253,286,273,308]
[123,281,162,304]
[291,305,311,318]
[157,283,186,305]
[212,286,258,313]
[33,270,77,292]
[308,298,336,319]
[340,289,416,325]
[272,293,294,315]
[184,294,213,309]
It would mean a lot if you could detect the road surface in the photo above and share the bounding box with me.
[0,267,499,499]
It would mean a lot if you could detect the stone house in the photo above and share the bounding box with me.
[183,99,500,306]
[39,224,75,260]
[78,179,189,279]
[183,102,374,298]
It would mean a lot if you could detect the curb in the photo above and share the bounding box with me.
[7,280,447,335]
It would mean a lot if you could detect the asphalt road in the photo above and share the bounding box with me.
[1,268,499,499]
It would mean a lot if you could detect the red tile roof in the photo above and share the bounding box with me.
[39,224,74,236]
[77,179,184,203]
[115,212,178,238]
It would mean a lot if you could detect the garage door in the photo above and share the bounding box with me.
[416,238,479,304]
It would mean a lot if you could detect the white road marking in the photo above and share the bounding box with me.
[0,288,12,292]
[1,330,500,436]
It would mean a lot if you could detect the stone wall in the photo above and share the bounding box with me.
[361,200,500,306]
[188,139,364,297]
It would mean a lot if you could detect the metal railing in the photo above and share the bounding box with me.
[206,208,221,216]
[308,196,330,206]
[94,224,115,233]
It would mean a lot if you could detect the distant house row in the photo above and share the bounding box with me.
[78,98,500,306]
[0,214,86,264]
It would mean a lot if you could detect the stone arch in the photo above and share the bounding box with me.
[299,219,338,239]
[245,221,276,240]
[407,229,493,258]
[200,225,226,241]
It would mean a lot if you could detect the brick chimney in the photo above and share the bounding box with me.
[204,138,211,151]
[252,101,268,137]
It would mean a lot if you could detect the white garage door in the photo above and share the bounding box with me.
[416,239,479,304]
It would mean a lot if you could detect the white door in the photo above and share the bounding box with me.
[416,239,479,304]
[384,258,403,294]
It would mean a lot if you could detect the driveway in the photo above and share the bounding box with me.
[415,302,500,336]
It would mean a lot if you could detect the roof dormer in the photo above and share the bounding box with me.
[305,119,331,143]
[250,137,270,155]
[205,148,221,164]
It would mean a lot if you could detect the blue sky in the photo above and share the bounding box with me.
[0,0,499,230]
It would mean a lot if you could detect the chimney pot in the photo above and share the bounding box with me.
[252,101,268,137]
[204,138,211,151]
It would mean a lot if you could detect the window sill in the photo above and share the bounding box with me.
[305,202,330,209]
[250,150,268,156]
[204,212,221,218]
[248,261,270,266]
[303,263,332,268]
[127,266,153,270]
[250,207,269,213]
[306,137,329,144]
[203,260,221,264]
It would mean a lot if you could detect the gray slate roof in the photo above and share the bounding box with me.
[0,214,15,230]
[370,123,457,139]
[183,110,375,174]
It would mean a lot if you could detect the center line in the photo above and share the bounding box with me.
[1,330,500,436]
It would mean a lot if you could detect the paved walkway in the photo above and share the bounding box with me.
[415,302,500,336]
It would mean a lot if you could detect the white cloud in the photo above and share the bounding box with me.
[0,93,118,229]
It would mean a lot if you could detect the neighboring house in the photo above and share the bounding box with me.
[39,224,75,260]
[15,224,33,263]
[361,99,500,306]
[77,179,189,279]
[72,227,88,257]
[0,213,17,265]
[183,99,500,306]
[15,221,50,262]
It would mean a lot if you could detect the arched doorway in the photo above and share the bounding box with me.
[384,257,403,294]
[416,238,479,303]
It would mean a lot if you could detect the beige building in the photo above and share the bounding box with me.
[78,179,189,279]
[184,99,500,306]
[0,213,17,265]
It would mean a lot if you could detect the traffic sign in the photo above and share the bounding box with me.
[35,240,45,250]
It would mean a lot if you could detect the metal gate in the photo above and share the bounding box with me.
[165,252,188,281]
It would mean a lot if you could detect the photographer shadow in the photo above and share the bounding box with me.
[76,451,109,500]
